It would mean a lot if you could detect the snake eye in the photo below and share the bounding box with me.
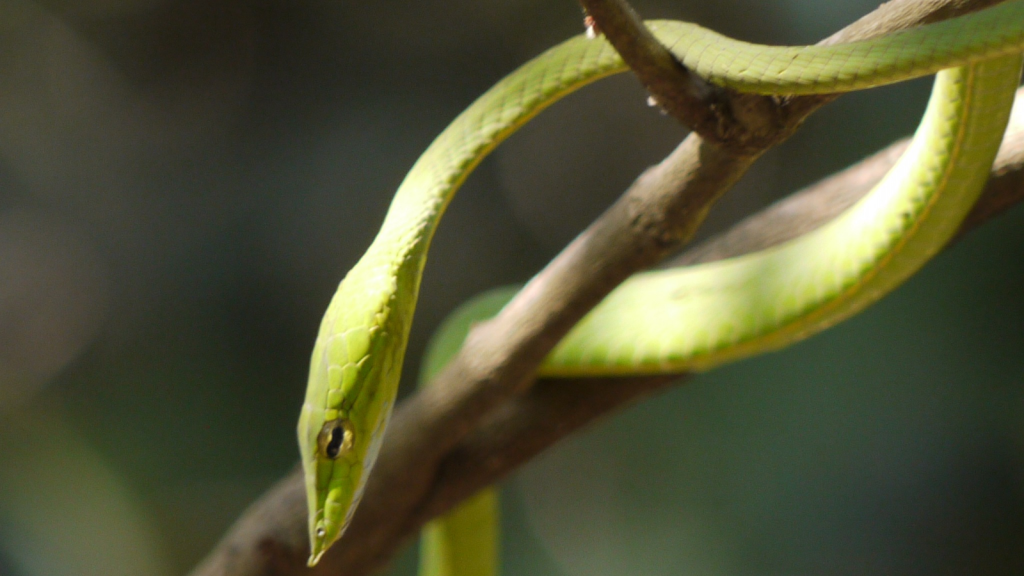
[318,419,354,460]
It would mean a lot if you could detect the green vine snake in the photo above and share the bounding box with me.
[296,1,1024,571]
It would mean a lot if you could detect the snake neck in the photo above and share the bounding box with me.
[357,118,487,349]
[351,194,442,374]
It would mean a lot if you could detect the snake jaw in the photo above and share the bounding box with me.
[301,442,361,566]
[307,530,327,566]
[299,402,364,566]
[298,388,359,566]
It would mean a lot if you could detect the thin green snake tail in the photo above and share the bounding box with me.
[419,491,500,576]
[417,292,515,576]
[297,0,1024,568]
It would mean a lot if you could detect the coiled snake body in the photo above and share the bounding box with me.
[296,2,1024,571]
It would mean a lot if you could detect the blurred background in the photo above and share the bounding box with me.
[1,0,1023,574]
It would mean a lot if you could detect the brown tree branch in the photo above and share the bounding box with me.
[388,86,1024,554]
[188,1,1018,575]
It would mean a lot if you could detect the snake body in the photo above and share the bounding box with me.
[297,1,1024,568]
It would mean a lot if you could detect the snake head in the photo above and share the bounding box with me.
[297,403,360,566]
[297,317,396,566]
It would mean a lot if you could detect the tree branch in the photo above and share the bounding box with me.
[381,85,1024,557]
[188,1,1019,575]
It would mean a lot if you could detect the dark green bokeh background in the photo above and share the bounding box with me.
[1,0,1022,574]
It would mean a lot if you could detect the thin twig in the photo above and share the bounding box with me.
[576,0,785,150]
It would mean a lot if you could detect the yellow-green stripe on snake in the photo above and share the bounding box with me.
[296,1,1024,568]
